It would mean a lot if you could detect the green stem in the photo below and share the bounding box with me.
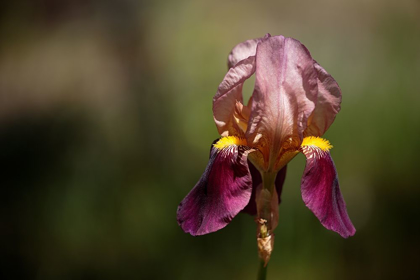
[257,259,267,280]
[259,172,277,232]
[262,171,277,192]
[255,171,277,279]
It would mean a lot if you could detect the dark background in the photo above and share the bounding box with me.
[1,0,419,279]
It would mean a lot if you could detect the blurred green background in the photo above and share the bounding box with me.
[1,0,419,279]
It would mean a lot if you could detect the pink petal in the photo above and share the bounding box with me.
[305,62,342,137]
[246,36,318,168]
[227,34,271,69]
[177,142,253,236]
[213,56,256,136]
[300,146,356,238]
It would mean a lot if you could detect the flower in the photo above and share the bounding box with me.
[177,34,355,263]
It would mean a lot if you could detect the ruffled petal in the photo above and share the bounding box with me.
[246,36,318,170]
[242,164,287,216]
[213,56,256,136]
[304,62,342,137]
[177,139,253,236]
[300,138,355,238]
[227,34,271,69]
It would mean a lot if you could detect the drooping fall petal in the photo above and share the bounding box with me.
[177,138,253,236]
[304,62,342,137]
[227,34,270,69]
[300,137,355,238]
[246,36,318,170]
[213,56,256,137]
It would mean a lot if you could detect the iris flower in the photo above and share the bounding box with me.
[177,34,355,264]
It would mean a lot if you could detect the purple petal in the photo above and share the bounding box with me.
[305,62,342,137]
[242,164,287,216]
[227,34,271,69]
[300,146,356,238]
[213,56,256,136]
[177,142,253,236]
[246,36,318,168]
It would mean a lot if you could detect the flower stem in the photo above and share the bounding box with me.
[257,259,267,280]
[258,172,277,234]
[256,171,278,274]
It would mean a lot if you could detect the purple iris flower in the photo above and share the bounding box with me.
[177,34,355,263]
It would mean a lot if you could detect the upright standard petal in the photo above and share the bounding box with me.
[177,137,253,236]
[247,36,318,170]
[305,62,342,137]
[300,137,355,238]
[227,34,271,69]
[213,56,256,136]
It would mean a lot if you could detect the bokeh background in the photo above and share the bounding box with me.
[1,0,419,279]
